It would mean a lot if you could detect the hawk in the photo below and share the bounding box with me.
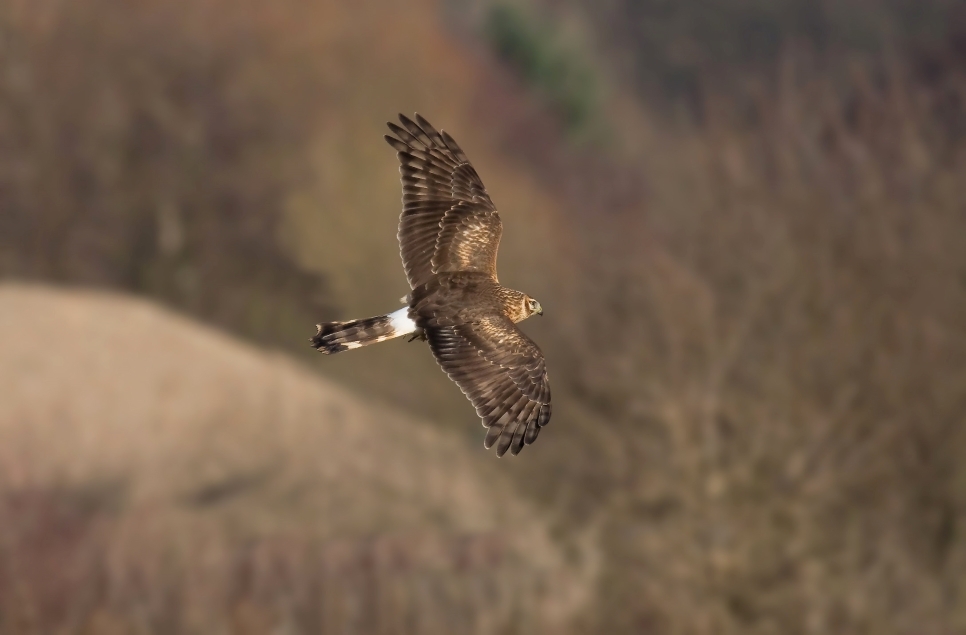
[311,114,550,457]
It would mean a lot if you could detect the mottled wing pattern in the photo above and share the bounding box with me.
[433,203,503,281]
[427,315,551,457]
[385,114,501,288]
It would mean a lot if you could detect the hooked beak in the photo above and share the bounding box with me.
[536,302,544,316]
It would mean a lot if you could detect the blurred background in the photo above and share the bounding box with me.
[1,0,965,632]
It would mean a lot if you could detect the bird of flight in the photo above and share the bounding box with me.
[311,114,551,457]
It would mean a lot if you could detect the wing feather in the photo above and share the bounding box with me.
[427,316,551,457]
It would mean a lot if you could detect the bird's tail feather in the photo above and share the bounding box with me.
[311,307,416,354]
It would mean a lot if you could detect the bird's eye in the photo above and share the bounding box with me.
[528,299,536,310]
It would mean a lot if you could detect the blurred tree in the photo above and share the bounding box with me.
[484,3,600,135]
[553,0,965,118]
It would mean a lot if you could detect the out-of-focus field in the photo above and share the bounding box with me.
[0,284,590,634]
[2,0,966,633]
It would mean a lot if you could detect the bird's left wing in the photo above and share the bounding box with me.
[426,315,551,457]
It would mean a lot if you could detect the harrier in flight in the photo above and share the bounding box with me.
[311,114,550,456]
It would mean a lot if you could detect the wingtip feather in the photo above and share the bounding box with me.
[414,113,438,135]
[384,134,407,152]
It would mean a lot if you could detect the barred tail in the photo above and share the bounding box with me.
[311,307,416,354]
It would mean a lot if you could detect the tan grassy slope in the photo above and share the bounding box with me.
[0,283,591,633]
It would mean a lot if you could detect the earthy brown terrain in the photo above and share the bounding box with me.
[0,283,593,634]
[2,0,966,632]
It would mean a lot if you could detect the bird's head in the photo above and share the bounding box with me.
[524,295,544,318]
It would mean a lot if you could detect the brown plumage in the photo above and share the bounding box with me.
[311,114,550,457]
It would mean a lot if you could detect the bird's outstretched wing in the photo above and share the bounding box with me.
[385,114,502,289]
[427,315,551,457]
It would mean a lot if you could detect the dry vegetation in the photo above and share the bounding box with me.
[553,40,966,635]
[1,0,966,633]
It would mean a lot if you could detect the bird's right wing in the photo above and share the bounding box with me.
[385,114,502,288]
[426,315,551,457]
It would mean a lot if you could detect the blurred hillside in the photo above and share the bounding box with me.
[0,283,590,634]
[2,0,966,633]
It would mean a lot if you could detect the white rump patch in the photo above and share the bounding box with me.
[388,307,417,336]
